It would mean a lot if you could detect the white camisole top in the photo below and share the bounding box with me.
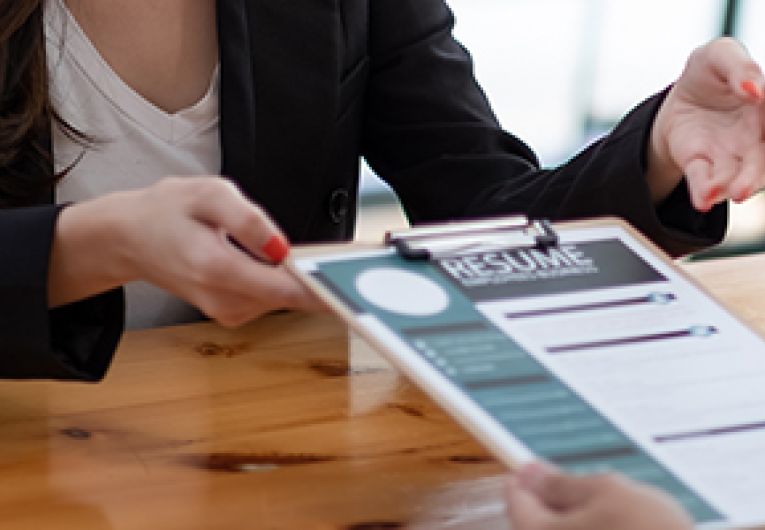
[44,0,222,329]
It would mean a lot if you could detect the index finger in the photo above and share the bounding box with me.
[191,179,291,264]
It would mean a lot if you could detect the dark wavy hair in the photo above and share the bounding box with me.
[0,0,86,206]
[0,1,51,206]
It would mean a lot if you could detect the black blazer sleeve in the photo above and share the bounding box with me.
[0,205,124,380]
[361,0,726,257]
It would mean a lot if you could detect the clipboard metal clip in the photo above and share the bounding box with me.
[385,216,559,260]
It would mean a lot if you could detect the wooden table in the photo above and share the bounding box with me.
[0,254,764,529]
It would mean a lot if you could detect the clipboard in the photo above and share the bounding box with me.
[287,216,765,529]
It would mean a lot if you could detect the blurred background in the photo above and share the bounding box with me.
[356,0,765,260]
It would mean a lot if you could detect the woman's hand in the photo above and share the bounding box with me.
[647,37,765,211]
[505,462,693,530]
[49,176,324,326]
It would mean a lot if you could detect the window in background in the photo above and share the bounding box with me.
[449,0,722,162]
[739,0,765,58]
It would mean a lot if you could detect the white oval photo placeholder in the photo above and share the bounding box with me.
[354,268,450,317]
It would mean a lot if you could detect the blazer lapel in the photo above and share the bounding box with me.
[218,0,340,240]
[217,0,257,181]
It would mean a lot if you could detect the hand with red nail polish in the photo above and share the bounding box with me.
[50,176,325,328]
[645,37,765,211]
[505,462,693,530]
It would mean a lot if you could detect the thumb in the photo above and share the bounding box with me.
[506,476,558,530]
[516,462,605,511]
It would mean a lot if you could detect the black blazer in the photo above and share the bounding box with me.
[0,0,726,380]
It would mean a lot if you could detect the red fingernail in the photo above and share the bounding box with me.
[706,186,722,203]
[742,80,763,100]
[262,235,290,263]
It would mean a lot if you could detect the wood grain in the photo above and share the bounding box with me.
[0,254,760,529]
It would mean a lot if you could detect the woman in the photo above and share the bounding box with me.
[0,0,763,379]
